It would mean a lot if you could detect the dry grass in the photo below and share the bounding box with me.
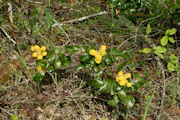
[0,0,179,120]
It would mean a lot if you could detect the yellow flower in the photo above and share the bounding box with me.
[34,45,40,50]
[99,45,106,56]
[119,80,126,86]
[100,45,106,51]
[41,46,46,51]
[89,49,98,56]
[42,52,47,56]
[31,46,35,51]
[116,76,121,82]
[36,65,42,71]
[37,51,42,55]
[95,54,102,60]
[32,52,38,57]
[99,50,106,56]
[95,58,101,64]
[127,82,132,87]
[124,73,131,79]
[89,45,107,64]
[118,71,123,76]
[37,55,43,60]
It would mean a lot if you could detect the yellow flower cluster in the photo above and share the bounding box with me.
[116,71,132,87]
[31,45,47,60]
[89,45,106,64]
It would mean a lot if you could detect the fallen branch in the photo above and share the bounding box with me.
[0,28,16,44]
[52,11,108,27]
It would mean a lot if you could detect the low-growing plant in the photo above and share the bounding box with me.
[67,45,146,108]
[31,45,71,83]
[31,44,146,109]
[140,25,179,72]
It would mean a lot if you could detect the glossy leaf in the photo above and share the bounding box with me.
[170,54,177,60]
[132,77,146,91]
[140,48,152,54]
[54,49,61,54]
[166,28,177,35]
[146,24,151,35]
[33,71,45,83]
[126,95,135,108]
[90,79,103,88]
[46,52,55,63]
[167,62,175,72]
[117,61,127,72]
[160,35,168,46]
[54,60,61,69]
[108,95,119,107]
[111,48,130,59]
[11,115,18,120]
[80,53,91,62]
[76,64,84,71]
[118,90,127,104]
[154,51,164,59]
[99,78,115,95]
[104,55,113,65]
[168,37,175,43]
[154,46,166,53]
[65,45,81,54]
[81,46,90,52]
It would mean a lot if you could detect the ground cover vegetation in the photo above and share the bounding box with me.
[0,0,179,120]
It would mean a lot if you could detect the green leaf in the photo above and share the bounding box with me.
[160,35,168,46]
[168,37,175,43]
[76,64,84,71]
[111,47,130,59]
[47,65,53,72]
[146,24,151,35]
[117,61,127,72]
[166,28,177,35]
[90,79,103,88]
[99,78,115,95]
[118,90,127,104]
[154,51,164,59]
[132,77,146,91]
[167,62,175,72]
[126,95,135,108]
[170,53,177,60]
[112,55,119,62]
[108,95,119,107]
[11,114,18,120]
[36,60,47,69]
[81,46,90,52]
[33,71,45,83]
[54,49,61,54]
[54,60,61,69]
[104,55,113,65]
[154,46,166,53]
[46,51,55,63]
[165,29,171,35]
[65,45,81,54]
[80,53,91,62]
[140,48,152,54]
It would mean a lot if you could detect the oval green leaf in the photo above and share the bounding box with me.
[33,71,45,83]
[167,62,175,72]
[168,28,177,35]
[160,35,168,46]
[140,48,152,54]
[168,37,175,43]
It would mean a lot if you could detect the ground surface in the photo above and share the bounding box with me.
[0,1,179,120]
